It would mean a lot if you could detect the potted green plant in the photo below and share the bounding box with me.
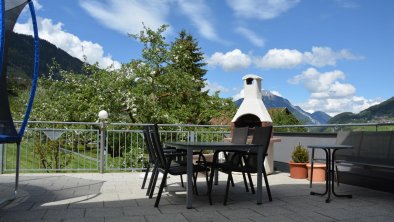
[289,143,309,179]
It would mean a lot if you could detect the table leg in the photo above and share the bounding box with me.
[326,149,332,203]
[310,148,329,197]
[257,145,263,205]
[186,147,193,209]
[332,149,352,199]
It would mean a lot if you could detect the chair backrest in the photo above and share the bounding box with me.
[359,131,392,165]
[148,124,167,169]
[143,125,156,164]
[245,126,273,168]
[231,127,249,144]
[335,131,363,161]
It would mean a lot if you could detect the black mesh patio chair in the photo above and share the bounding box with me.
[206,127,250,204]
[146,124,209,207]
[211,126,273,205]
[142,124,188,198]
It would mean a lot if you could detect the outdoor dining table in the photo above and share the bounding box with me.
[307,144,353,203]
[163,141,265,209]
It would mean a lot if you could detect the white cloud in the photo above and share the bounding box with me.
[226,0,300,20]
[271,90,282,97]
[32,0,43,10]
[303,47,362,67]
[235,26,265,47]
[177,0,219,41]
[289,68,381,115]
[301,97,382,116]
[203,81,229,95]
[232,89,244,101]
[80,0,170,35]
[80,0,222,42]
[255,46,362,69]
[255,48,303,69]
[20,0,42,14]
[14,17,121,69]
[207,49,252,71]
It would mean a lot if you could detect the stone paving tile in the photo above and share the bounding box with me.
[103,199,138,208]
[217,208,265,221]
[318,208,364,221]
[249,214,296,222]
[63,218,105,222]
[43,208,85,220]
[182,211,230,222]
[283,211,334,222]
[0,209,47,221]
[85,207,124,218]
[105,215,146,222]
[123,206,162,216]
[146,213,189,222]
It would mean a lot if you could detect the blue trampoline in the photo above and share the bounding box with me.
[0,0,40,203]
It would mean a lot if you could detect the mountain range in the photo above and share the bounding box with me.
[235,91,332,124]
[7,32,83,79]
[328,97,394,124]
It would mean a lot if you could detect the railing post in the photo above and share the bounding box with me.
[0,144,3,174]
[99,123,106,174]
[98,110,109,174]
[189,131,195,142]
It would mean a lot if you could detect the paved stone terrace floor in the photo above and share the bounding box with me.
[0,171,394,222]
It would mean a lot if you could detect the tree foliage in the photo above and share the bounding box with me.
[11,25,236,124]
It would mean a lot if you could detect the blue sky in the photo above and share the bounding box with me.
[15,0,394,116]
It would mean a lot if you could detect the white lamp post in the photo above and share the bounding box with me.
[98,110,109,121]
[98,110,108,173]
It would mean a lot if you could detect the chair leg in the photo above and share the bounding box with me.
[223,172,232,205]
[310,149,315,188]
[208,167,216,205]
[154,171,169,207]
[230,172,235,187]
[263,167,272,202]
[149,169,159,199]
[193,171,199,196]
[180,175,184,188]
[141,165,150,189]
[335,164,340,186]
[242,172,249,192]
[205,169,210,195]
[247,172,255,194]
[146,166,157,196]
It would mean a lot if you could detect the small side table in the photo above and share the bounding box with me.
[307,144,353,203]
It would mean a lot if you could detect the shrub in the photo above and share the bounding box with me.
[291,143,309,163]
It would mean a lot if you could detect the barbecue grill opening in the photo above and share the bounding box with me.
[233,114,261,128]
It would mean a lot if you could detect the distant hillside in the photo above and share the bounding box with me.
[329,97,394,124]
[7,32,83,79]
[235,90,331,124]
[311,111,332,124]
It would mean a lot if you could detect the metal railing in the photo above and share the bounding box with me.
[0,122,230,173]
[1,121,393,173]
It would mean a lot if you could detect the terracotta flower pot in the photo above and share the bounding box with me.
[307,163,326,182]
[288,162,308,179]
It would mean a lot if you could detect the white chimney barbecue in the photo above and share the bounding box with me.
[231,74,272,132]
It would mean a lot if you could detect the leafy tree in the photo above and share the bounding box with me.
[11,24,236,125]
[124,25,233,124]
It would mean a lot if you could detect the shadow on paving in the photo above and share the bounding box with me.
[0,174,104,210]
